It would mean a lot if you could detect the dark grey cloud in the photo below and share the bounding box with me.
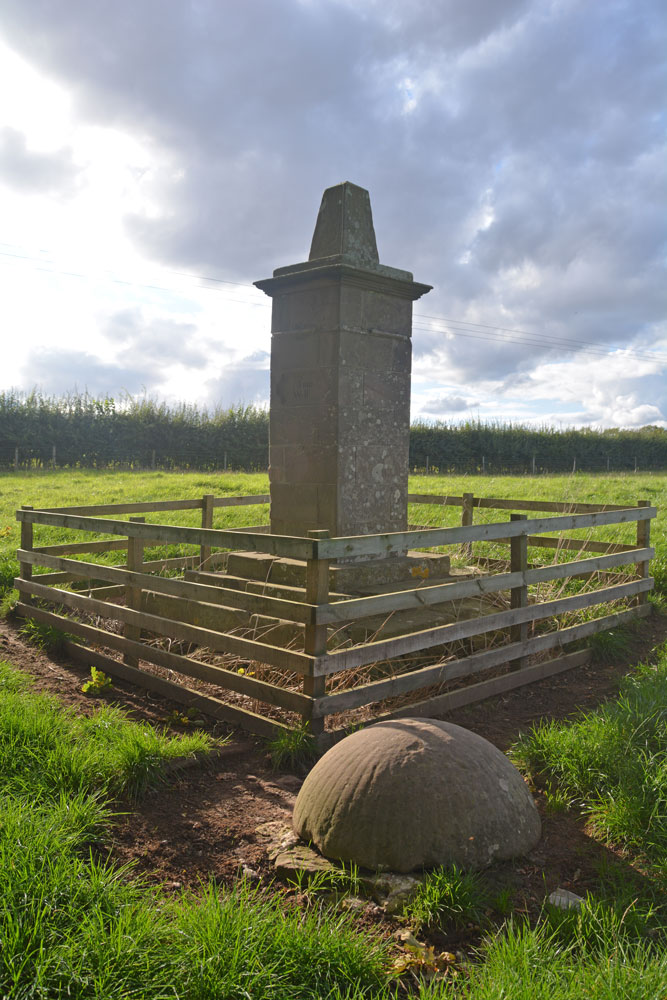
[21,348,156,397]
[0,126,79,194]
[102,309,206,369]
[205,351,269,408]
[1,0,665,395]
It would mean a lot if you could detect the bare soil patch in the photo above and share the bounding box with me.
[2,610,665,951]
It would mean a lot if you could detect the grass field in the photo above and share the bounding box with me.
[1,655,665,998]
[1,467,666,602]
[1,468,666,996]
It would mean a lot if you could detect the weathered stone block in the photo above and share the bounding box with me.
[271,330,338,371]
[270,404,338,447]
[361,290,412,336]
[271,368,336,408]
[271,284,341,333]
[317,484,338,527]
[339,284,364,329]
[255,182,431,540]
[337,369,364,409]
[391,337,412,373]
[363,370,410,409]
[283,444,338,483]
[337,328,396,371]
[270,483,319,528]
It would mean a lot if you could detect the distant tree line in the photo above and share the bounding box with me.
[0,391,269,471]
[409,420,667,474]
[1,391,666,473]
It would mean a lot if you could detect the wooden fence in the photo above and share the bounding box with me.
[14,492,655,743]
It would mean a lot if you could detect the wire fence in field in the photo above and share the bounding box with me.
[3,445,666,476]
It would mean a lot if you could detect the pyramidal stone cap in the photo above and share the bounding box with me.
[309,181,379,266]
[293,718,542,873]
[259,181,427,289]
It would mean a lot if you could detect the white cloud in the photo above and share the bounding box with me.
[0,0,664,426]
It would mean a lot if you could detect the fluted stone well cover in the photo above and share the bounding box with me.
[293,718,541,873]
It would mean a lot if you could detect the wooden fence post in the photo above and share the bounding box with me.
[19,506,33,605]
[14,447,19,470]
[124,516,145,667]
[200,493,214,568]
[636,500,651,608]
[461,493,474,561]
[510,513,528,669]
[303,529,330,736]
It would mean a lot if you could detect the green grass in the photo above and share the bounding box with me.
[18,617,80,656]
[0,660,211,799]
[417,919,667,1000]
[1,657,666,997]
[0,468,272,606]
[513,649,667,876]
[1,470,667,996]
[588,624,633,663]
[1,469,664,609]
[0,659,394,999]
[404,865,490,933]
[267,721,319,772]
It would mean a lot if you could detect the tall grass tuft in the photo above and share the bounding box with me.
[513,651,667,872]
[405,865,490,933]
[414,919,667,1000]
[0,660,211,799]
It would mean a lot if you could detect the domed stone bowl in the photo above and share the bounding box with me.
[293,718,541,872]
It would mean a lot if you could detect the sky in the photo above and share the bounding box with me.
[0,0,665,428]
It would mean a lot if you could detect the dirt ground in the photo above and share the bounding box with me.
[2,609,665,952]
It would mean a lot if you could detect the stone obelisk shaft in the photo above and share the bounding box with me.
[255,182,431,539]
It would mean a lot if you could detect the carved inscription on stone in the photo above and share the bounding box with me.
[292,380,313,403]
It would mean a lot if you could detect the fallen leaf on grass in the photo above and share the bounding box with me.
[393,929,458,981]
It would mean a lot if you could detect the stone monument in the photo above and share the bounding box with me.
[255,182,431,540]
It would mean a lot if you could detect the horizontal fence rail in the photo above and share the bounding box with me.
[17,508,312,560]
[314,507,656,560]
[14,491,656,742]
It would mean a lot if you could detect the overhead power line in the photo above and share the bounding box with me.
[411,320,666,365]
[1,240,665,366]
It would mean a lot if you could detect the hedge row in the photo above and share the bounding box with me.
[1,392,666,473]
[409,421,667,473]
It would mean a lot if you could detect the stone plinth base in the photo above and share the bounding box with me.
[225,549,451,594]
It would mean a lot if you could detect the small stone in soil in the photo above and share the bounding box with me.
[548,888,584,910]
[364,872,422,914]
[340,896,368,912]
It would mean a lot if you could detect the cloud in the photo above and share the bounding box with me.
[420,394,472,415]
[0,0,664,422]
[19,309,212,399]
[205,351,270,408]
[21,348,156,398]
[102,309,207,369]
[0,126,79,194]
